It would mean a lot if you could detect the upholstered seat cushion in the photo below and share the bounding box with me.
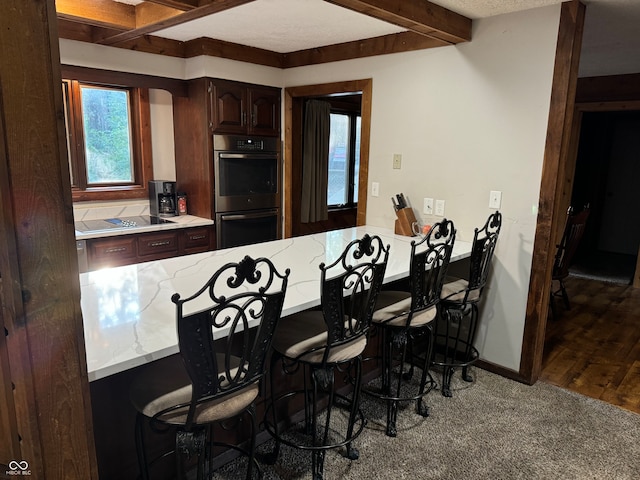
[272,310,367,364]
[441,278,481,304]
[372,290,437,327]
[130,354,258,426]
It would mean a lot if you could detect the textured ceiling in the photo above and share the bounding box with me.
[108,0,640,76]
[154,0,407,53]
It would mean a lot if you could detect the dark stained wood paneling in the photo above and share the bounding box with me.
[0,0,98,477]
[326,0,472,43]
[520,1,585,385]
[576,73,640,103]
[283,31,447,68]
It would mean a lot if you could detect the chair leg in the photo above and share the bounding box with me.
[559,279,571,310]
[344,356,362,461]
[134,413,151,480]
[311,366,334,480]
[264,352,281,465]
[245,405,257,480]
[416,327,433,417]
[441,366,454,397]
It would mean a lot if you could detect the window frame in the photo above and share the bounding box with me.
[328,108,361,210]
[62,68,153,202]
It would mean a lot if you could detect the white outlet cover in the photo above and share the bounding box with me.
[489,190,502,209]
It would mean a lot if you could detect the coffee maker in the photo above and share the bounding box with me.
[149,180,177,217]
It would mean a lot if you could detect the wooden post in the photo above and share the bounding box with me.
[0,1,98,478]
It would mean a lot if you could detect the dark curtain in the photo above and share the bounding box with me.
[301,99,330,223]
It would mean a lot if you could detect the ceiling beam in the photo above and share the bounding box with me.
[283,31,448,68]
[143,0,200,9]
[97,0,257,46]
[56,0,136,30]
[324,0,471,44]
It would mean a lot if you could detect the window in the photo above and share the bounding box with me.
[327,112,361,208]
[63,74,153,202]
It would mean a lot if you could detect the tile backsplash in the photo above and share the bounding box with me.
[73,201,150,221]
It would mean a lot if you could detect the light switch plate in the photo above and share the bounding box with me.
[435,199,445,216]
[393,154,402,169]
[371,182,380,197]
[489,190,502,209]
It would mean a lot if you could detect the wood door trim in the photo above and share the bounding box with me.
[283,79,373,237]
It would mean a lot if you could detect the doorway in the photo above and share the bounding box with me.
[283,79,372,238]
[568,109,640,286]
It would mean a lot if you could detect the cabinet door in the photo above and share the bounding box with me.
[88,236,137,269]
[249,86,281,136]
[181,226,212,254]
[138,231,179,258]
[210,80,247,134]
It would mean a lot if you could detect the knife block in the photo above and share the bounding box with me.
[394,207,417,236]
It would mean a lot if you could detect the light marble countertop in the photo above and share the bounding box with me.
[81,225,472,382]
[75,215,214,240]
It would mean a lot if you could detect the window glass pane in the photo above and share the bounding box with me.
[328,113,350,205]
[80,86,133,184]
[353,116,361,202]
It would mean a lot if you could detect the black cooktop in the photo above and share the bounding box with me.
[75,216,174,233]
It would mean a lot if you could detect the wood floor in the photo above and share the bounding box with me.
[541,275,640,414]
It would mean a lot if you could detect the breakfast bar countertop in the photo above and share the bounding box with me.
[80,225,472,382]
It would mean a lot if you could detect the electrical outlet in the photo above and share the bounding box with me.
[371,182,379,197]
[435,199,445,216]
[393,154,402,169]
[489,190,502,209]
[423,197,434,214]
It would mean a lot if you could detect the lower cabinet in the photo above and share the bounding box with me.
[86,226,214,271]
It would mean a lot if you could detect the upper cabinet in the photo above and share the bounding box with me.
[210,79,280,136]
[172,78,281,220]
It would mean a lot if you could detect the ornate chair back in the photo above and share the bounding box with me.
[172,255,290,429]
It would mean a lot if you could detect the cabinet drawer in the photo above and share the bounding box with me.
[138,232,178,257]
[88,237,137,267]
[183,227,211,251]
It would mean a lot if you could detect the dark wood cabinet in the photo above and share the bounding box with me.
[173,78,281,219]
[210,79,280,136]
[85,226,214,270]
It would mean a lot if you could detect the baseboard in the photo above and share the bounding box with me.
[476,359,531,385]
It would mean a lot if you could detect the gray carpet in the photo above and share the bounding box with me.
[218,369,640,479]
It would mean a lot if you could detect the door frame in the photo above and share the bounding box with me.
[283,79,372,237]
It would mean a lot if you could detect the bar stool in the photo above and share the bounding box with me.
[129,255,289,480]
[434,210,501,396]
[365,219,456,437]
[263,234,389,480]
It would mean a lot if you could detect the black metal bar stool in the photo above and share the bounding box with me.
[434,211,501,396]
[129,255,289,480]
[263,234,389,480]
[365,219,456,436]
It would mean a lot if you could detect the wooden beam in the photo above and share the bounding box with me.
[184,37,284,68]
[0,0,99,477]
[324,0,471,44]
[283,31,447,68]
[56,0,136,29]
[97,0,257,46]
[144,0,200,10]
[520,0,586,384]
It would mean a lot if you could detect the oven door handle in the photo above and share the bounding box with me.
[218,153,277,160]
[222,211,276,220]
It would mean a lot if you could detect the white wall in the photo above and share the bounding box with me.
[285,5,561,371]
[59,4,562,371]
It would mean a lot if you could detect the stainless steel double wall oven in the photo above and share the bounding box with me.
[213,134,281,248]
